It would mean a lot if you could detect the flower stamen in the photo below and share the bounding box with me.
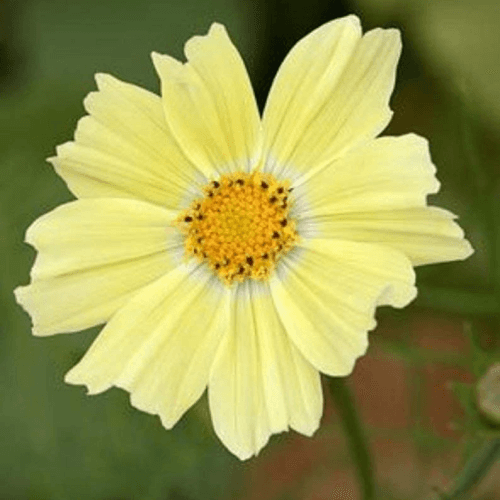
[176,172,298,284]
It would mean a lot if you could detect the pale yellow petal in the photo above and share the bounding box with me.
[262,15,401,177]
[152,23,261,176]
[208,281,322,460]
[15,199,179,336]
[294,135,439,216]
[251,285,322,438]
[51,73,202,208]
[270,239,416,377]
[305,207,473,266]
[292,134,473,265]
[66,264,229,430]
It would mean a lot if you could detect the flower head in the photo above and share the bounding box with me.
[15,15,473,459]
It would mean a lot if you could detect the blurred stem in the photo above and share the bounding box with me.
[328,378,376,500]
[415,286,499,316]
[432,439,500,500]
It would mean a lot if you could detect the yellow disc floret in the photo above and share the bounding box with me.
[176,171,299,285]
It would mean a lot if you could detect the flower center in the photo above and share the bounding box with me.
[176,171,299,285]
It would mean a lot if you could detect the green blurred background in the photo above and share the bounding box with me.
[1,0,499,499]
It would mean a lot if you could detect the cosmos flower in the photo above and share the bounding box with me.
[15,15,473,460]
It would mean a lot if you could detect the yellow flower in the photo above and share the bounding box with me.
[15,15,473,460]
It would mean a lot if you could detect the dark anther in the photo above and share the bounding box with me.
[246,256,254,266]
[197,237,203,244]
[228,181,233,187]
[194,249,198,253]
[212,181,220,188]
[261,181,269,189]
[272,231,280,239]
[195,203,201,210]
[277,187,284,194]
[208,191,214,197]
[262,253,269,259]
[197,214,204,220]
[277,244,283,251]
[288,187,294,192]
[238,266,244,274]
[283,196,288,202]
[282,203,288,209]
[236,179,244,185]
[269,196,277,204]
[215,263,221,270]
[280,219,288,227]
[184,216,193,222]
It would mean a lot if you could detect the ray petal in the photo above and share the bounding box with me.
[15,198,180,336]
[152,23,262,177]
[65,264,229,429]
[208,281,323,460]
[262,15,401,178]
[51,73,202,208]
[293,134,473,265]
[270,238,416,377]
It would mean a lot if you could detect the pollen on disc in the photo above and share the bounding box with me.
[175,171,299,285]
